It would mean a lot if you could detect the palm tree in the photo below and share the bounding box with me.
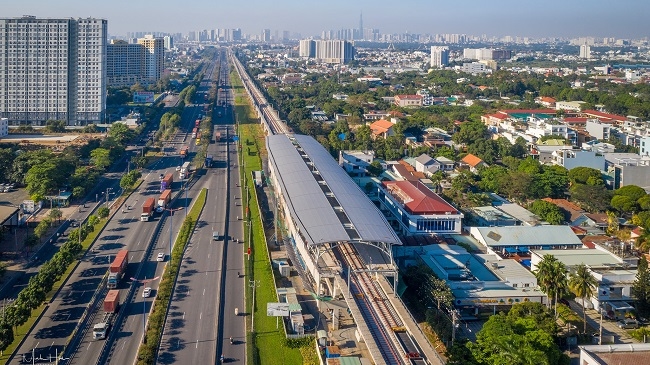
[569,264,598,332]
[534,255,568,312]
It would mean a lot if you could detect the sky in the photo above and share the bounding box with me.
[3,0,650,39]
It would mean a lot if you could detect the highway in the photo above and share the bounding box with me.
[157,47,246,364]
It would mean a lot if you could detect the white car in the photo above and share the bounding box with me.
[176,166,181,171]
[142,287,152,298]
[157,253,165,262]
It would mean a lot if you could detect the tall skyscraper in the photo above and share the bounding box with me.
[262,29,271,42]
[107,40,145,87]
[430,46,450,67]
[299,39,316,57]
[163,35,174,50]
[358,11,363,40]
[0,16,107,126]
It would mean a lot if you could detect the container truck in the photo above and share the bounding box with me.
[93,290,120,340]
[156,189,172,213]
[107,250,128,289]
[161,173,174,191]
[179,161,191,179]
[140,197,156,221]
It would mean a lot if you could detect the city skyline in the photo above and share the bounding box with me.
[3,0,650,39]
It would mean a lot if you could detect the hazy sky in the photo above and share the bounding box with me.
[3,0,649,39]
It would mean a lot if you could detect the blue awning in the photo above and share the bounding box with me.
[505,247,518,254]
[518,246,530,253]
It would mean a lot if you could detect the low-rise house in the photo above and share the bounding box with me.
[369,119,396,139]
[338,150,374,177]
[551,148,605,170]
[468,225,583,256]
[580,344,650,365]
[394,94,423,108]
[459,153,487,173]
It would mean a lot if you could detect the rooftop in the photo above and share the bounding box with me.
[580,344,650,365]
[267,134,401,246]
[460,153,484,168]
[530,248,624,268]
[382,180,458,215]
[471,226,583,248]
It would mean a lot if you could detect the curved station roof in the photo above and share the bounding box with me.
[267,134,401,247]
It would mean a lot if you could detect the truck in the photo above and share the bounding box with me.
[204,155,213,168]
[179,161,191,179]
[93,290,120,340]
[161,173,173,192]
[179,146,188,158]
[140,197,156,222]
[191,127,198,138]
[156,189,172,213]
[215,132,221,142]
[107,250,128,289]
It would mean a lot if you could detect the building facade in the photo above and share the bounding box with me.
[299,39,315,58]
[0,117,7,137]
[430,46,449,67]
[378,180,463,235]
[107,40,144,87]
[137,35,164,83]
[0,16,107,126]
[309,40,354,64]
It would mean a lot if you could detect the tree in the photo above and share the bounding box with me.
[34,218,52,240]
[0,320,14,352]
[97,207,110,219]
[568,264,597,332]
[90,148,111,171]
[568,166,603,185]
[49,208,63,224]
[534,255,568,312]
[108,123,134,145]
[633,256,650,316]
[452,121,488,145]
[529,200,564,225]
[569,184,611,212]
[611,195,638,213]
[614,185,647,202]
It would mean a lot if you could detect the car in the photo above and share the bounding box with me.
[70,219,78,227]
[176,166,181,171]
[157,253,165,262]
[617,319,639,329]
[159,174,164,180]
[213,231,221,241]
[142,287,152,298]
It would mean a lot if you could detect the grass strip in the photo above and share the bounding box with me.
[135,188,207,364]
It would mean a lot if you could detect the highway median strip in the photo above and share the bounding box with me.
[135,188,207,365]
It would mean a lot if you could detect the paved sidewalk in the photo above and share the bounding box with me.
[568,300,635,344]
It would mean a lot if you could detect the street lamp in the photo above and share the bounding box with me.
[130,275,160,343]
[164,207,184,259]
[249,280,260,332]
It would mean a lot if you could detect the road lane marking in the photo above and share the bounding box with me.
[183,312,185,320]
[203,288,206,296]
[200,312,202,320]
[196,340,199,348]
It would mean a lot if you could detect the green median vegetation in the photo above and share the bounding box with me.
[135,188,207,365]
[233,64,315,364]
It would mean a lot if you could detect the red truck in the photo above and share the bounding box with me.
[141,198,155,222]
[157,189,172,213]
[107,250,128,289]
[93,290,120,340]
[180,146,189,158]
[161,173,173,191]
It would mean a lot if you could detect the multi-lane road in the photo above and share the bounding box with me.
[8,47,245,365]
[157,48,246,365]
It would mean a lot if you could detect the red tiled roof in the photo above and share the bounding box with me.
[542,198,583,213]
[487,113,508,120]
[383,180,458,215]
[570,225,588,236]
[369,119,394,134]
[564,117,588,123]
[539,96,556,103]
[582,110,627,122]
[461,153,484,167]
[395,95,423,100]
[500,109,557,115]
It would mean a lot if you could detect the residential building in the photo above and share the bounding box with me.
[312,40,354,64]
[369,119,396,139]
[640,136,650,156]
[163,35,173,50]
[261,29,271,42]
[0,117,7,137]
[556,101,586,112]
[394,95,423,108]
[551,148,605,170]
[338,150,374,176]
[580,44,591,59]
[299,39,315,58]
[0,16,107,126]
[137,35,164,83]
[414,154,444,176]
[460,153,487,173]
[460,62,490,74]
[580,344,650,365]
[585,119,614,140]
[430,46,449,67]
[107,40,144,87]
[378,180,463,235]
[604,153,650,189]
[469,206,518,227]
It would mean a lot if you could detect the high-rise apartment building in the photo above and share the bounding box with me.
[313,40,354,64]
[0,16,107,126]
[107,40,144,87]
[262,29,271,42]
[299,39,315,57]
[430,46,450,67]
[138,35,164,82]
[580,44,591,59]
[163,35,173,50]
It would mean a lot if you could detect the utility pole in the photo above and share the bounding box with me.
[249,280,260,332]
[599,310,603,345]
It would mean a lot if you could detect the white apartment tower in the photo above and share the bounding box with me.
[299,39,315,58]
[314,40,354,64]
[0,16,107,126]
[430,46,450,67]
[580,44,591,59]
[137,35,164,82]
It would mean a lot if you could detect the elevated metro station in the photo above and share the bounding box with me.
[266,133,401,300]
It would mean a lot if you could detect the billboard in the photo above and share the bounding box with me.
[133,91,155,103]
